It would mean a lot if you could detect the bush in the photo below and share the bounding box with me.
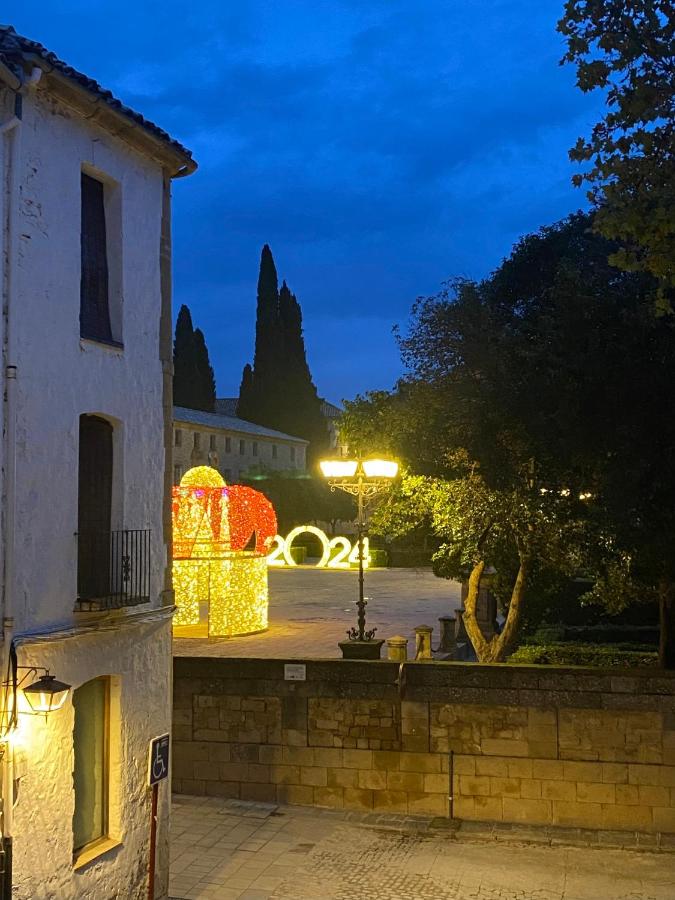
[529,624,658,646]
[368,548,388,568]
[508,642,658,668]
[289,545,306,565]
[389,549,433,568]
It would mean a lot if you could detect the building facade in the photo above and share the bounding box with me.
[0,27,195,899]
[173,406,308,484]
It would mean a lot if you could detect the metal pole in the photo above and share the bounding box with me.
[356,475,365,640]
[148,782,158,899]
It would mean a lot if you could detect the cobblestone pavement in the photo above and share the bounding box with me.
[173,567,461,658]
[169,796,675,900]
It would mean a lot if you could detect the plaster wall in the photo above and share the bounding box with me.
[0,82,175,899]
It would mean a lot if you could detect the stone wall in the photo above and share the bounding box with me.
[173,658,675,834]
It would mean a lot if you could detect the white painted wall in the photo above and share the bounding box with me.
[1,82,174,898]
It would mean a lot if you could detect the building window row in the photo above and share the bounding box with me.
[173,428,302,464]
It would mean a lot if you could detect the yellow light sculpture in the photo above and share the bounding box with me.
[172,466,273,637]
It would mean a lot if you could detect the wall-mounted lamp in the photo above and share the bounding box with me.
[21,673,71,715]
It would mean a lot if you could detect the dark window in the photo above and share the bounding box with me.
[73,677,109,853]
[239,440,245,455]
[78,415,113,600]
[223,469,232,481]
[290,446,296,463]
[209,435,216,451]
[174,465,182,483]
[272,444,277,459]
[193,432,200,450]
[252,442,258,457]
[225,437,231,453]
[80,174,112,343]
[175,429,182,447]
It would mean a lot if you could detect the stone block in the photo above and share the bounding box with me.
[284,728,308,747]
[481,739,529,757]
[269,765,300,785]
[652,807,675,832]
[372,790,408,813]
[180,778,206,796]
[475,757,508,777]
[520,779,542,800]
[601,804,652,832]
[502,797,551,825]
[300,766,328,787]
[453,756,475,776]
[276,784,315,806]
[408,792,448,817]
[399,752,441,773]
[615,784,640,805]
[528,742,558,759]
[401,701,428,719]
[506,758,533,779]
[343,788,374,810]
[218,762,249,781]
[541,780,576,802]
[247,763,270,783]
[358,769,387,791]
[528,708,556,726]
[601,763,628,784]
[562,761,601,783]
[458,775,491,797]
[327,767,358,789]
[386,771,424,793]
[282,746,315,767]
[313,748,343,768]
[659,766,675,786]
[423,773,448,794]
[343,749,373,769]
[453,796,475,819]
[638,785,671,807]
[473,795,503,820]
[241,782,276,802]
[372,750,401,771]
[401,734,429,752]
[552,800,604,829]
[314,787,344,809]
[258,745,283,765]
[576,782,616,804]
[489,777,521,798]
[628,764,661,786]
[204,780,239,799]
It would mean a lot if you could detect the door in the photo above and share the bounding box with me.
[77,415,113,600]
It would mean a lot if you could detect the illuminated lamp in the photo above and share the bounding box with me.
[319,459,358,478]
[362,458,399,479]
[23,673,71,714]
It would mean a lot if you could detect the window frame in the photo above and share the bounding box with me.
[175,429,182,447]
[239,439,245,456]
[72,676,111,861]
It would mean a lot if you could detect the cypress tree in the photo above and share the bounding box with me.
[173,304,216,412]
[237,247,327,463]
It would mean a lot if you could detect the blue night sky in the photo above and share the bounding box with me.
[12,2,603,405]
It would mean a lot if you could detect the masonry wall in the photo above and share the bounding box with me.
[173,658,675,835]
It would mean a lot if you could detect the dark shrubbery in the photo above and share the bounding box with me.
[509,642,658,668]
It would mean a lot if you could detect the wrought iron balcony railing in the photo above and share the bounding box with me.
[76,529,151,610]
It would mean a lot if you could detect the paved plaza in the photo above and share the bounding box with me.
[169,795,675,900]
[173,567,462,658]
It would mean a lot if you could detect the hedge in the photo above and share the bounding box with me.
[508,642,659,668]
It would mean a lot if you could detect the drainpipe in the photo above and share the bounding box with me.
[0,90,22,900]
[159,172,174,607]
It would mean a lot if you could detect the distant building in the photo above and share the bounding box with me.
[173,406,308,483]
[215,395,348,459]
[0,25,195,899]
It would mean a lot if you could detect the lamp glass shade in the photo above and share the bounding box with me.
[320,459,358,478]
[23,674,71,714]
[362,459,398,479]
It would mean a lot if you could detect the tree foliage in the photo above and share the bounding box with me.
[558,0,675,303]
[343,212,675,664]
[238,246,327,464]
[173,304,216,412]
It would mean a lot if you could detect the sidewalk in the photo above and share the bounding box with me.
[169,795,675,900]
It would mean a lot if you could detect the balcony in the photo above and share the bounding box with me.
[76,529,150,610]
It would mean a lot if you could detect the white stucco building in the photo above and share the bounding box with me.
[0,26,195,899]
[173,406,308,484]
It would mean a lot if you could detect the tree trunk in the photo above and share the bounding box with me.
[462,554,529,663]
[659,579,675,669]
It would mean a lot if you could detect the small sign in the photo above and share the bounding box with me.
[284,663,306,682]
[148,733,170,786]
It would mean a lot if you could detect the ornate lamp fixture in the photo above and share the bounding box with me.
[319,456,399,659]
[22,671,71,715]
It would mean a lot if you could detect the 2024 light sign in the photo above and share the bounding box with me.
[267,525,371,569]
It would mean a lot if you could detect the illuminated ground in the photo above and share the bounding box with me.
[172,566,461,658]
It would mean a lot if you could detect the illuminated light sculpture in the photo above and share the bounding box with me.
[172,466,277,637]
[267,528,371,569]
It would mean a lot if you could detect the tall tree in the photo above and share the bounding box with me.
[173,304,216,412]
[558,0,675,307]
[237,246,327,463]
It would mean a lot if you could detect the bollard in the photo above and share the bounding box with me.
[414,624,433,660]
[386,635,408,662]
[438,616,456,654]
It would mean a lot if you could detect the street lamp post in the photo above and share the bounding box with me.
[319,457,398,659]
